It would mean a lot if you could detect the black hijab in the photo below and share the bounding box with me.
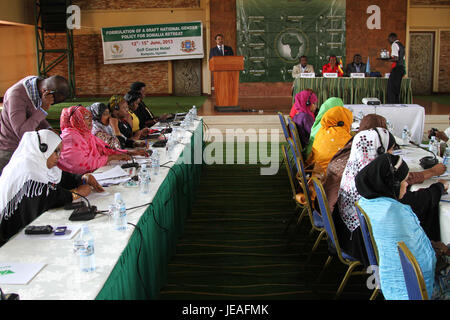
[89,102,108,122]
[355,153,409,200]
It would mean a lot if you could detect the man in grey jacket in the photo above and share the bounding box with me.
[0,75,70,174]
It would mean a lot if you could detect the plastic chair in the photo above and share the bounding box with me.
[397,241,429,300]
[311,177,366,299]
[355,203,381,300]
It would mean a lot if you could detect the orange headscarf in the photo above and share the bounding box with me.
[307,106,353,173]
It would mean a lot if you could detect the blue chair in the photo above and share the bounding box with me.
[278,112,290,142]
[287,117,303,159]
[397,241,429,300]
[355,203,381,300]
[286,139,325,254]
[311,177,366,299]
[281,144,305,233]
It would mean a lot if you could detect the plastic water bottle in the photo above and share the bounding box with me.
[192,105,197,118]
[114,193,127,231]
[138,164,151,194]
[74,225,95,272]
[443,148,450,173]
[166,138,174,161]
[402,125,410,144]
[150,149,160,176]
[429,136,439,156]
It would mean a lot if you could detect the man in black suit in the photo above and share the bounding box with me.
[346,54,366,76]
[209,33,234,59]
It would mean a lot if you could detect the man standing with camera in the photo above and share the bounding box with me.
[386,33,406,104]
[0,75,70,174]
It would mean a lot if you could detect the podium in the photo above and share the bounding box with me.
[209,56,244,112]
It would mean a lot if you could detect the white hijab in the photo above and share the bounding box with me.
[338,128,392,232]
[0,130,62,223]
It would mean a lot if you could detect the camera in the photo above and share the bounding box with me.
[428,127,438,139]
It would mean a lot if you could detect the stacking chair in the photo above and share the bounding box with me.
[281,144,305,234]
[286,138,325,254]
[397,241,429,300]
[355,203,381,300]
[287,117,303,158]
[277,112,290,142]
[311,177,367,299]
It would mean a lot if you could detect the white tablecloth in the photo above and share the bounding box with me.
[0,119,202,300]
[346,104,425,144]
[399,145,450,245]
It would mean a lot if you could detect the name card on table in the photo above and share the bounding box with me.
[385,73,390,78]
[350,73,365,78]
[323,73,338,78]
[300,73,315,78]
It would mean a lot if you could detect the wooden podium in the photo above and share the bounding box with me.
[209,56,244,112]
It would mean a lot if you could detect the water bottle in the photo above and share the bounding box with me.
[402,125,410,144]
[150,149,160,176]
[443,148,450,173]
[74,225,95,272]
[138,164,151,194]
[114,193,127,231]
[166,138,175,161]
[429,136,439,156]
[192,105,197,118]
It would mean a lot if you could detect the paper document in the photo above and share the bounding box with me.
[0,262,46,285]
[92,165,129,181]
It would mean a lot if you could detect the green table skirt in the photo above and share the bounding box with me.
[292,77,413,106]
[96,122,204,300]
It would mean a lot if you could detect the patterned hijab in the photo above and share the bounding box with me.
[0,130,62,223]
[306,97,344,156]
[338,128,396,232]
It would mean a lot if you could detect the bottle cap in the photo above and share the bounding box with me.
[141,164,147,169]
[114,193,122,202]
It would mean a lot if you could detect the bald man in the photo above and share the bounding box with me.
[0,75,70,173]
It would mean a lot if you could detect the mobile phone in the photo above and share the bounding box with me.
[24,225,53,235]
[54,226,67,236]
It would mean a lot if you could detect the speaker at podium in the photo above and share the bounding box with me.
[209,56,244,112]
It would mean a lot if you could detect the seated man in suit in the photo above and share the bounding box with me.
[346,54,366,76]
[292,55,315,78]
[209,33,234,59]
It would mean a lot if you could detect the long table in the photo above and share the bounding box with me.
[347,104,425,144]
[292,77,413,106]
[0,119,204,300]
[400,145,450,245]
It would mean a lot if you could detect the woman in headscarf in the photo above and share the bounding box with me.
[108,95,150,143]
[355,153,449,300]
[89,102,122,149]
[58,105,133,175]
[305,97,344,157]
[323,114,387,214]
[306,106,353,175]
[90,102,145,150]
[289,90,318,149]
[0,130,101,245]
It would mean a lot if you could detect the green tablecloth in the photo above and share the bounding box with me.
[96,122,204,300]
[292,77,413,106]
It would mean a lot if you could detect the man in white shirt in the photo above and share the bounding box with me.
[428,114,450,147]
[385,33,406,103]
[291,56,315,78]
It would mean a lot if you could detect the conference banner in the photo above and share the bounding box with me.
[236,0,346,82]
[101,21,204,64]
